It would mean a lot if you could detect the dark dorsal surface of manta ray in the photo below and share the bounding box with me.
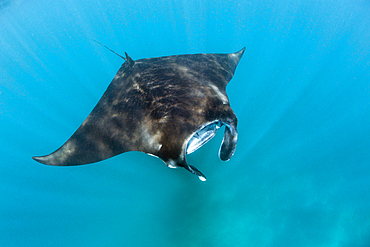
[33,47,245,181]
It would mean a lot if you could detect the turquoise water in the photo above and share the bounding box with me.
[1,0,370,246]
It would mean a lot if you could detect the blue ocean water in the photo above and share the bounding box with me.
[1,0,369,246]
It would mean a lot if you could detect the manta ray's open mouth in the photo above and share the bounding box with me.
[186,121,222,155]
[186,120,237,161]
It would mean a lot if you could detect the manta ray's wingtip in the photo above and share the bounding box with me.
[236,47,246,58]
[32,152,65,166]
[32,155,48,165]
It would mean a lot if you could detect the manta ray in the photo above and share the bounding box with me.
[33,47,245,181]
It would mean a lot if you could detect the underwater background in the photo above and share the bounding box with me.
[1,0,369,246]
